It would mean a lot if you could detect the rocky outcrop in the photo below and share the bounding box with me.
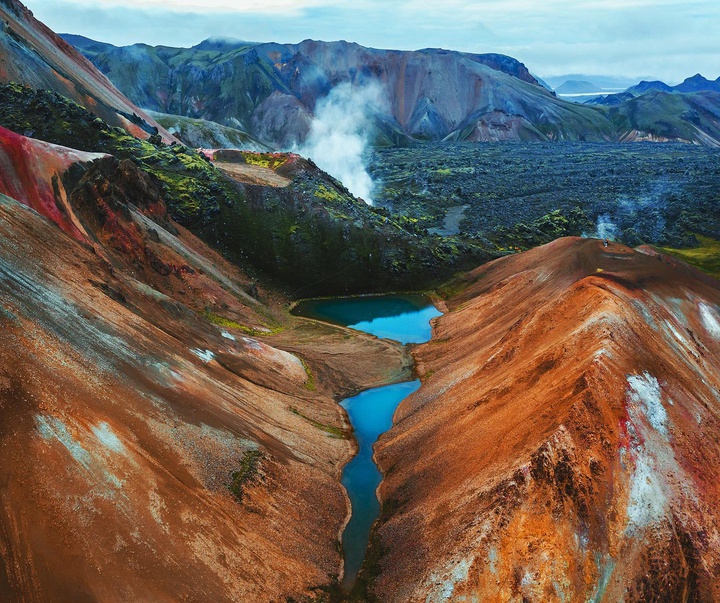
[147,110,270,152]
[0,125,106,239]
[0,127,410,602]
[372,238,720,602]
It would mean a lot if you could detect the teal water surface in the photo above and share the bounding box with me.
[292,294,441,344]
[340,379,421,588]
[294,295,440,589]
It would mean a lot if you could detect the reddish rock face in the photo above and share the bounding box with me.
[0,125,106,239]
[0,129,409,602]
[374,238,720,602]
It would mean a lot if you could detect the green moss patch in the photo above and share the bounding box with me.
[661,235,720,279]
[0,83,227,227]
[241,152,288,170]
[314,184,346,203]
[298,357,316,391]
[229,449,262,502]
[202,310,282,336]
[290,408,346,439]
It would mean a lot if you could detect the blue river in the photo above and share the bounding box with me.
[293,294,441,589]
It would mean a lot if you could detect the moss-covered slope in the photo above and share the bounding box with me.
[0,83,491,295]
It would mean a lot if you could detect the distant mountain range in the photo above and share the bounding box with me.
[554,80,605,95]
[598,73,720,99]
[61,35,720,148]
[552,73,720,103]
[577,74,720,145]
[550,74,720,121]
[543,74,644,91]
[62,34,621,146]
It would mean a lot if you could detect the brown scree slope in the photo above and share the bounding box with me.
[0,127,410,602]
[374,237,720,602]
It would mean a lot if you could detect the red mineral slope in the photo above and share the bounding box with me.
[374,237,720,602]
[0,125,105,239]
[0,129,409,601]
[0,0,174,140]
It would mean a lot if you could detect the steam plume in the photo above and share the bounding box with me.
[594,214,621,241]
[297,82,385,205]
[585,180,678,242]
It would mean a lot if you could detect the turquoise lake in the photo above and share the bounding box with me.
[292,294,441,345]
[293,294,441,589]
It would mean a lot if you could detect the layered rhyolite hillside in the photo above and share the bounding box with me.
[64,34,618,146]
[0,0,172,140]
[372,238,720,601]
[591,88,720,145]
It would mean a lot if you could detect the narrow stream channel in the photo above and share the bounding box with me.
[293,295,441,590]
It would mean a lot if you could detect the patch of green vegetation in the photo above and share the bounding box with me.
[202,310,283,335]
[213,157,494,296]
[661,234,720,279]
[493,208,593,250]
[298,357,316,391]
[436,276,472,300]
[203,310,248,329]
[241,151,288,170]
[0,83,226,227]
[229,449,262,502]
[289,408,346,439]
[605,91,699,141]
[314,184,346,203]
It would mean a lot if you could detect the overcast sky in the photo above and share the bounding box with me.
[23,0,720,84]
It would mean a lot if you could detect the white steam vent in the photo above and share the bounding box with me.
[297,81,386,205]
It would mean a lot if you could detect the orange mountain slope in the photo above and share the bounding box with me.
[0,128,408,601]
[374,237,720,602]
[0,0,174,141]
